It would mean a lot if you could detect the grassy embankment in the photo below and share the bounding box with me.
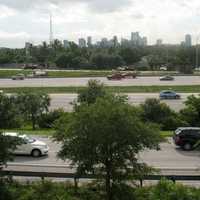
[0,127,172,138]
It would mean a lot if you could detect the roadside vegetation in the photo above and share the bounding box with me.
[1,179,200,200]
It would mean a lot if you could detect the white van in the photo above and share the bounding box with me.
[4,132,49,157]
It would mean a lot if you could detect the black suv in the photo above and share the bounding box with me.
[173,127,200,150]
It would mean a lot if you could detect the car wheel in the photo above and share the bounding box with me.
[31,149,41,157]
[182,143,192,151]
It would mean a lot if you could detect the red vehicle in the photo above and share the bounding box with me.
[107,71,137,80]
[107,72,124,80]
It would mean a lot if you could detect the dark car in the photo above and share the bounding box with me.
[173,127,200,150]
[159,75,174,81]
[159,90,181,99]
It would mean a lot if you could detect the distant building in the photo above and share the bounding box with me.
[185,34,192,47]
[156,39,163,46]
[131,32,140,45]
[141,37,148,46]
[25,42,32,56]
[113,36,118,47]
[78,38,86,48]
[131,32,147,46]
[87,36,92,47]
[63,40,70,48]
[121,38,131,47]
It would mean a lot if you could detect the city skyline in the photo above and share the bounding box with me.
[0,0,200,47]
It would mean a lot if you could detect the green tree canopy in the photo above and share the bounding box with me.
[17,92,50,130]
[54,94,162,200]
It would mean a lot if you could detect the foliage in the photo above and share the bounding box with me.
[77,79,106,105]
[54,94,162,200]
[0,133,22,166]
[16,92,50,130]
[141,98,186,130]
[180,94,200,127]
[38,109,65,128]
[0,94,23,129]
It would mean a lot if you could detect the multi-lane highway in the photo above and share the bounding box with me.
[49,93,198,112]
[0,76,200,87]
[6,137,200,174]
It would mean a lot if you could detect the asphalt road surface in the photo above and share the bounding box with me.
[49,93,199,112]
[6,137,200,174]
[1,76,200,87]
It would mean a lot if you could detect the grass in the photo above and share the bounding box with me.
[1,128,173,138]
[1,85,200,93]
[0,128,55,136]
[160,131,173,138]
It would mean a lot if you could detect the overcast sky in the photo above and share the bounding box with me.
[0,0,200,48]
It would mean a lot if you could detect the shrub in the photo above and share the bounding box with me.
[38,109,65,128]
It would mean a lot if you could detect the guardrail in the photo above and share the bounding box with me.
[1,170,200,187]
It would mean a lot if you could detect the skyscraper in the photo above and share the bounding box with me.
[185,34,192,47]
[78,38,86,48]
[87,36,92,47]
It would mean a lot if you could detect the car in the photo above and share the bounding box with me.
[159,75,174,81]
[12,73,25,80]
[159,90,181,99]
[173,127,200,150]
[107,72,124,80]
[122,72,137,78]
[3,132,49,157]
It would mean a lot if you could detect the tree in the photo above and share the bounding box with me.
[0,94,22,129]
[54,94,162,200]
[141,98,185,130]
[77,80,106,105]
[17,92,50,130]
[180,95,200,126]
[0,132,22,167]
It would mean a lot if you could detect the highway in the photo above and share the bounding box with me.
[0,76,200,87]
[49,93,199,112]
[6,137,200,175]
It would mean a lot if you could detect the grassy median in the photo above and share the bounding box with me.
[1,85,200,93]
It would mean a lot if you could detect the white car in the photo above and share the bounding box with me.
[4,132,49,157]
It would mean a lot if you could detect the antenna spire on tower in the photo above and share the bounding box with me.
[50,13,53,45]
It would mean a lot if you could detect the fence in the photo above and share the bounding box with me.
[1,170,200,187]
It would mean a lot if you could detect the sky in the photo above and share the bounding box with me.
[0,0,200,48]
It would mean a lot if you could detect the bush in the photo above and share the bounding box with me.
[141,98,185,130]
[38,109,65,128]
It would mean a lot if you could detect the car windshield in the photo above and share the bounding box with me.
[23,136,36,143]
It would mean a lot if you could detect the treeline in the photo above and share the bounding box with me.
[0,40,198,72]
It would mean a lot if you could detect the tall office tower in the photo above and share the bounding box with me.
[185,34,192,47]
[141,37,148,46]
[156,39,163,46]
[87,36,92,47]
[131,32,140,45]
[63,40,70,48]
[25,42,32,56]
[113,35,118,47]
[78,38,86,48]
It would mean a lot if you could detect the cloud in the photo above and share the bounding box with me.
[0,0,132,13]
